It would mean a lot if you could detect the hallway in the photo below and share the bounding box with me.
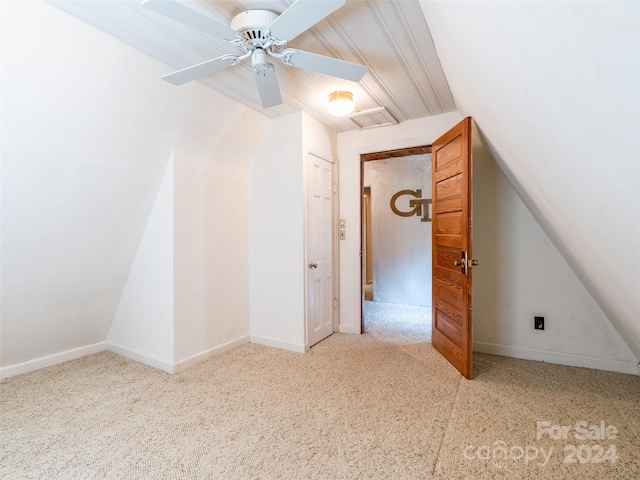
[363,300,431,343]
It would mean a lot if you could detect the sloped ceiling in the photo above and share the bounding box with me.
[419,1,640,360]
[50,0,456,132]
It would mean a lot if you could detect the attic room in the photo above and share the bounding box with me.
[1,1,639,478]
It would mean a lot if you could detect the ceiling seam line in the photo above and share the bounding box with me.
[367,1,433,114]
[391,1,446,113]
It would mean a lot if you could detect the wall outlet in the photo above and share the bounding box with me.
[534,316,545,330]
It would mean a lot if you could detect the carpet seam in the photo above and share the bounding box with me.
[431,373,462,477]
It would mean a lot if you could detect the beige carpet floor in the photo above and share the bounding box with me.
[1,301,639,479]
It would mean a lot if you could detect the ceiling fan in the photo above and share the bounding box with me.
[142,0,368,108]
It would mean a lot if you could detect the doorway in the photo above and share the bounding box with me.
[360,146,433,334]
[306,151,336,348]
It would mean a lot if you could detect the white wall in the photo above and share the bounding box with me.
[337,113,462,334]
[250,113,306,352]
[364,155,432,307]
[2,0,179,369]
[174,154,261,370]
[302,112,338,162]
[420,1,640,362]
[472,129,637,374]
[108,128,269,375]
[107,157,175,373]
[249,112,336,352]
[1,0,269,376]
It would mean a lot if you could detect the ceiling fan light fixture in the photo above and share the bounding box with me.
[327,91,355,116]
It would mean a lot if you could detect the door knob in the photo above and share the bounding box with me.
[309,262,318,269]
[454,259,464,267]
[468,259,479,267]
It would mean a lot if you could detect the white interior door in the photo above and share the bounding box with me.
[307,152,334,348]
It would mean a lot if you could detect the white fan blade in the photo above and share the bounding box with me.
[267,0,344,41]
[254,67,282,108]
[162,55,239,85]
[280,49,368,81]
[142,0,239,40]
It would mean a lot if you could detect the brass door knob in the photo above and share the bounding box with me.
[468,259,479,267]
[309,262,318,269]
[454,259,464,267]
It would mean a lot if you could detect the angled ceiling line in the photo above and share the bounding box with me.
[390,1,446,113]
[146,30,227,71]
[149,27,229,62]
[121,1,235,59]
[60,2,232,84]
[57,2,172,59]
[366,1,435,115]
[139,23,238,68]
[201,76,273,113]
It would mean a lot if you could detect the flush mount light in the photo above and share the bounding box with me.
[327,91,355,116]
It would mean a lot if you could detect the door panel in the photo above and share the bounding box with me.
[307,153,334,348]
[432,117,474,379]
[435,140,462,169]
[435,310,462,344]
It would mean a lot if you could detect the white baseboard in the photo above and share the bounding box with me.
[249,335,306,353]
[106,343,174,374]
[0,342,106,380]
[474,341,639,376]
[338,323,360,334]
[173,335,250,374]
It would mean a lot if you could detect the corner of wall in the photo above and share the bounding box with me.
[249,113,306,347]
[106,156,175,367]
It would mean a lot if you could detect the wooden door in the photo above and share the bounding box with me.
[432,117,474,379]
[307,152,334,347]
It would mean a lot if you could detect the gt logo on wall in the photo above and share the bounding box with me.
[390,189,432,222]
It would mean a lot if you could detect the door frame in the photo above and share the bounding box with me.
[359,145,432,333]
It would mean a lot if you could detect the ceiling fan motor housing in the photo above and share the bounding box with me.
[231,10,279,46]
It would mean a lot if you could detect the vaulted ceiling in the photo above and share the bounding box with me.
[52,0,456,133]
